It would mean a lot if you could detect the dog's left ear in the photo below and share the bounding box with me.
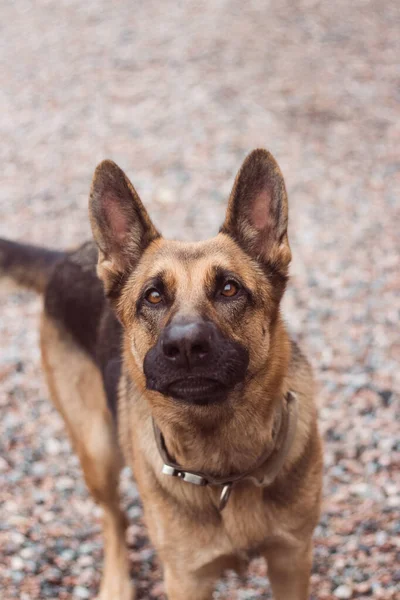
[221,149,291,273]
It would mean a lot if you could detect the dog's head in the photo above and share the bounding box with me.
[89,149,291,409]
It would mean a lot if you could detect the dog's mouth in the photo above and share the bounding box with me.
[167,377,228,405]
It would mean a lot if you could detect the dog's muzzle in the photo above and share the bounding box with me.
[144,317,249,405]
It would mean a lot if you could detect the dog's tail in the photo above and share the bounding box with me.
[0,238,65,294]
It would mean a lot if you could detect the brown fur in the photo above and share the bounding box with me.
[1,148,323,599]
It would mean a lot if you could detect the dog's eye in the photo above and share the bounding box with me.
[145,288,163,305]
[221,281,239,298]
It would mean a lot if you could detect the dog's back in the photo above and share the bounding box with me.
[0,238,122,418]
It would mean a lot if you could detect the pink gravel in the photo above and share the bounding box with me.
[0,0,399,599]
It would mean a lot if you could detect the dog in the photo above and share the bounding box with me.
[0,149,323,599]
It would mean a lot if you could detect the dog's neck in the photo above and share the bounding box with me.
[124,317,293,477]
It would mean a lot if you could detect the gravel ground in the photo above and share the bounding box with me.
[1,1,399,598]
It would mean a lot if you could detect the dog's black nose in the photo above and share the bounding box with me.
[161,320,212,368]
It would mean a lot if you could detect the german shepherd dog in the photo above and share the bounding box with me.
[0,149,323,599]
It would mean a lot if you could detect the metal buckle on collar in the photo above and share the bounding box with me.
[219,483,233,511]
[162,464,207,486]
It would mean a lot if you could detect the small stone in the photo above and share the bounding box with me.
[140,548,154,561]
[151,582,165,597]
[334,584,353,599]
[56,476,75,491]
[356,582,372,594]
[20,547,35,559]
[375,531,388,546]
[77,555,94,567]
[385,483,398,496]
[44,567,63,583]
[33,489,48,504]
[73,586,90,599]
[387,496,400,508]
[45,438,62,455]
[154,187,175,206]
[10,532,25,546]
[11,556,24,570]
[378,389,392,406]
[77,567,95,585]
[350,482,369,497]
[79,542,95,554]
[41,511,55,523]
[11,571,24,583]
[31,462,47,477]
[60,549,76,561]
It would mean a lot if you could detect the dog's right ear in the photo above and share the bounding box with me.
[220,149,291,275]
[89,160,159,296]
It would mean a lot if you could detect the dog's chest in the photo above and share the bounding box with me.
[165,485,293,575]
[119,380,297,568]
[219,485,283,551]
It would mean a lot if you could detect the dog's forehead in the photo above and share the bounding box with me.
[144,235,257,286]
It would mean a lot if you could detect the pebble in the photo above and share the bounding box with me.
[56,476,75,491]
[153,188,176,206]
[11,556,24,571]
[334,585,353,599]
[73,586,91,599]
[150,582,165,597]
[20,547,35,559]
[375,531,388,546]
[44,567,63,583]
[31,462,47,478]
[10,532,25,546]
[60,549,77,562]
[45,438,62,456]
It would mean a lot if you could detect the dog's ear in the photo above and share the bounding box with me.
[89,160,159,295]
[221,149,291,273]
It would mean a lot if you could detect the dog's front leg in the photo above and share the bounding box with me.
[163,563,216,600]
[264,540,313,600]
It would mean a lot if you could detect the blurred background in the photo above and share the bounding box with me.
[0,0,399,598]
